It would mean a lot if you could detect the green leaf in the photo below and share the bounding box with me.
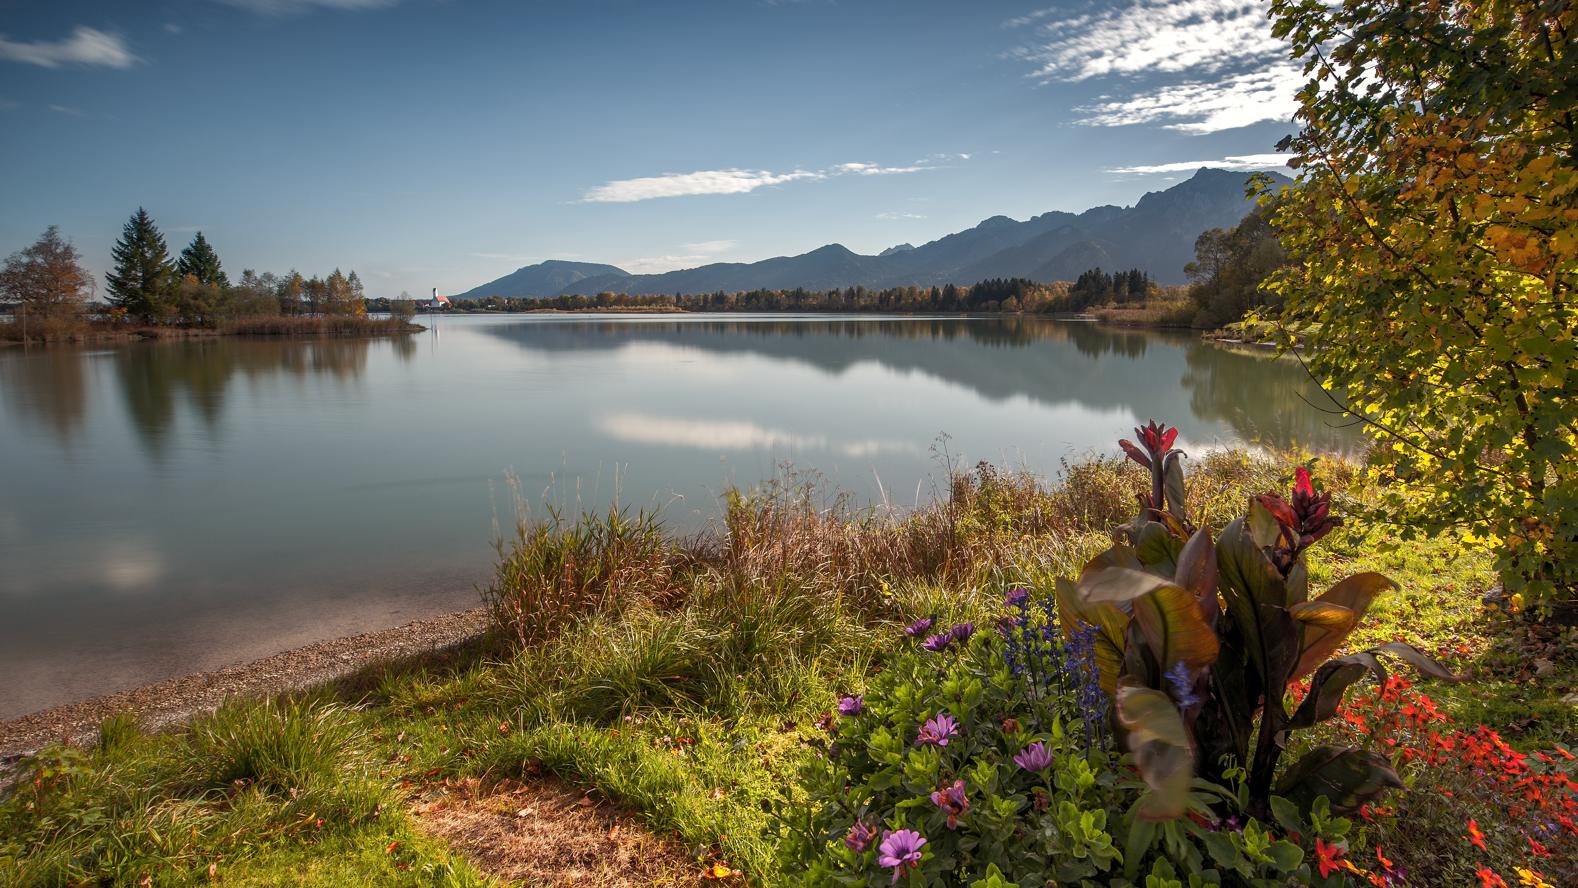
[1163,452,1189,526]
[1132,522,1183,576]
[1265,840,1304,872]
[1131,581,1220,673]
[1056,576,1129,696]
[1269,795,1303,834]
[1216,517,1296,685]
[968,863,1019,888]
[1174,527,1219,624]
[1116,685,1194,821]
[1289,572,1395,680]
[1275,745,1404,814]
[1285,654,1381,732]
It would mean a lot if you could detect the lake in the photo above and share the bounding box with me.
[0,314,1358,718]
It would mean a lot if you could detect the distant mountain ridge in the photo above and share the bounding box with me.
[452,260,628,301]
[453,168,1289,299]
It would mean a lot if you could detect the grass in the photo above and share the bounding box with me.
[0,314,422,345]
[2,451,1571,885]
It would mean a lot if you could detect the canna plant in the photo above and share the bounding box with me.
[1055,421,1457,823]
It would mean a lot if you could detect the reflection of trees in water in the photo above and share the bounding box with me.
[0,349,90,447]
[1179,344,1362,454]
[112,338,371,458]
[482,316,1361,453]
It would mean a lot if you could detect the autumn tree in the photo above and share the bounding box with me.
[0,226,94,328]
[106,208,176,322]
[1266,0,1577,610]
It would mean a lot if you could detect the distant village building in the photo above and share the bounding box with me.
[417,288,450,311]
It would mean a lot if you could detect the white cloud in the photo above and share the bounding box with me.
[682,239,738,253]
[583,168,825,203]
[48,104,87,117]
[597,412,914,458]
[164,23,184,35]
[1011,0,1286,81]
[833,162,927,176]
[215,0,397,14]
[0,98,19,111]
[1107,153,1291,174]
[876,212,927,220]
[581,155,963,204]
[1076,63,1301,133]
[1008,1,1303,135]
[0,27,138,69]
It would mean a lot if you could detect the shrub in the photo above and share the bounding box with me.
[1061,422,1454,823]
[781,600,1355,886]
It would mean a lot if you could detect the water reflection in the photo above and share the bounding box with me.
[108,339,371,458]
[478,317,1359,452]
[0,348,90,447]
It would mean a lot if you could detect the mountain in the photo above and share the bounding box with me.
[451,168,1290,299]
[452,260,629,300]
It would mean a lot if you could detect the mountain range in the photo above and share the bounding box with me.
[452,168,1288,300]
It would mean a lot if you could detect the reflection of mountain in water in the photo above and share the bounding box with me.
[479,317,1361,453]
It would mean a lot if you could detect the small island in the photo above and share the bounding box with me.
[0,210,424,346]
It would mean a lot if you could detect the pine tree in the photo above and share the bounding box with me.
[106,208,175,321]
[177,231,228,287]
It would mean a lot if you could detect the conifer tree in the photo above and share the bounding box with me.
[177,231,228,287]
[106,208,175,321]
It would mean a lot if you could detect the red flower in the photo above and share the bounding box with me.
[1477,866,1507,888]
[1467,819,1487,851]
[1315,838,1345,878]
[1375,845,1394,870]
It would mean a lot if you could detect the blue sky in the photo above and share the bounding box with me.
[0,0,1298,297]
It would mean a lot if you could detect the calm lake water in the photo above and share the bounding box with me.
[0,314,1358,718]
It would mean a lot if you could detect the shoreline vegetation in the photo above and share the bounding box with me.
[2,451,1571,885]
[0,314,425,346]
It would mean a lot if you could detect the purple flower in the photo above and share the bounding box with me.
[844,819,877,853]
[1165,661,1201,710]
[914,713,958,748]
[921,632,952,652]
[836,695,864,717]
[1013,741,1053,773]
[1005,586,1029,608]
[929,779,970,829]
[876,829,926,883]
[903,616,935,638]
[949,622,976,643]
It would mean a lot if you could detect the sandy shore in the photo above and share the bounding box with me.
[0,608,489,764]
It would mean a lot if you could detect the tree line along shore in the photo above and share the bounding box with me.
[0,209,421,345]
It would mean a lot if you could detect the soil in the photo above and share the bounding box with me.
[411,776,718,886]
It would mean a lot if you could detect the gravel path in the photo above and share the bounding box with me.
[0,608,490,763]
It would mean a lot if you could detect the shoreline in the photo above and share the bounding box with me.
[0,608,489,764]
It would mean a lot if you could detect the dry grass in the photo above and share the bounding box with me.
[411,776,709,887]
[1088,297,1198,328]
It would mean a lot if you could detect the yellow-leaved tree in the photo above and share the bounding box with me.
[1264,0,1577,613]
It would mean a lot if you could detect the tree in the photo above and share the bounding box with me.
[0,226,93,326]
[1266,0,1577,611]
[177,232,228,288]
[106,208,175,322]
[1185,208,1286,329]
[390,290,416,321]
[345,270,367,317]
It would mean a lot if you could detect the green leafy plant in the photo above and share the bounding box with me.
[1058,421,1458,822]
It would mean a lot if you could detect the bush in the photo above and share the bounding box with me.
[781,599,1359,886]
